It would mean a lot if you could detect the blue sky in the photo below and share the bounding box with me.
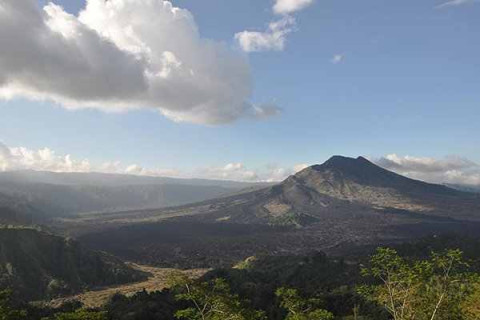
[0,0,479,182]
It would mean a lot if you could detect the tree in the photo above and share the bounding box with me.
[461,279,480,320]
[169,273,266,320]
[359,247,473,320]
[275,287,334,320]
[42,309,108,320]
[0,290,27,320]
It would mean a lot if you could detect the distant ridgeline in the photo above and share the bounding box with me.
[0,227,147,301]
[0,192,45,226]
[0,170,268,219]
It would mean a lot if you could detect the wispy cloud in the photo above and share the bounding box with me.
[235,0,314,53]
[235,17,295,52]
[331,54,345,64]
[436,0,476,8]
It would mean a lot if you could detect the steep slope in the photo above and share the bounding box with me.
[283,156,470,214]
[0,227,147,300]
[285,156,479,219]
[0,171,268,218]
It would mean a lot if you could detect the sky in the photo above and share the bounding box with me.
[0,0,479,183]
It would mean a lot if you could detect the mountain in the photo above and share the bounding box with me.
[72,156,480,229]
[75,156,480,269]
[191,155,480,224]
[0,171,269,218]
[0,227,147,301]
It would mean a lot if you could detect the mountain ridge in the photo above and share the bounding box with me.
[0,170,270,218]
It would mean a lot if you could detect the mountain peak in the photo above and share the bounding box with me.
[295,155,459,198]
[310,155,375,172]
[356,156,370,162]
[301,155,386,188]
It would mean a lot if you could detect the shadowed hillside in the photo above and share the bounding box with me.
[0,192,45,225]
[0,227,147,300]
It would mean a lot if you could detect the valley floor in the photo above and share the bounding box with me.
[47,263,209,308]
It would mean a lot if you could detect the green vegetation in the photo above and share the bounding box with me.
[42,309,108,320]
[169,273,266,320]
[0,290,107,320]
[1,236,480,319]
[359,248,475,320]
[275,288,333,320]
[462,280,480,320]
[0,290,26,320]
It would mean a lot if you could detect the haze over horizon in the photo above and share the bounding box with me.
[1,0,479,184]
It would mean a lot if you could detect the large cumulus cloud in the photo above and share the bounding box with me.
[0,0,278,124]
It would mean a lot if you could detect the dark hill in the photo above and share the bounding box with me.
[0,227,147,300]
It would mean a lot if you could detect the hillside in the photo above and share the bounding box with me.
[0,192,45,225]
[0,227,147,300]
[0,171,268,218]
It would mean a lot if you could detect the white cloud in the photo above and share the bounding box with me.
[436,0,476,8]
[374,154,480,185]
[201,163,259,181]
[331,54,344,64]
[252,104,283,119]
[273,0,315,15]
[0,142,302,182]
[265,167,290,182]
[0,0,278,125]
[235,0,314,52]
[124,164,180,177]
[0,142,92,173]
[235,17,295,53]
[293,163,309,173]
